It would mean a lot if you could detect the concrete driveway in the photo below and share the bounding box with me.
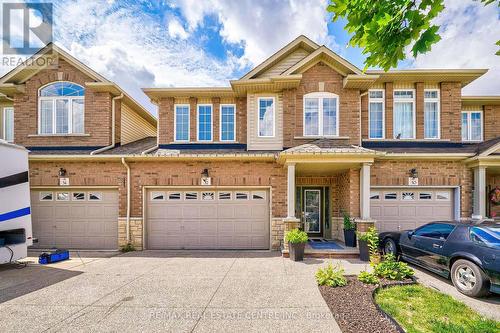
[0,251,370,333]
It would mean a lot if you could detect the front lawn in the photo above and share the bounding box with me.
[375,284,500,333]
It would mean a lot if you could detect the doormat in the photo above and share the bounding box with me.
[308,239,344,250]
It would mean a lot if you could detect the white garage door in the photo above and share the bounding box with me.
[370,188,454,232]
[31,189,119,249]
[146,189,270,249]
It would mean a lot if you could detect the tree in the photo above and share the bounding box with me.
[327,0,500,71]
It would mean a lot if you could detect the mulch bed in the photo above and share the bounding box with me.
[319,275,414,333]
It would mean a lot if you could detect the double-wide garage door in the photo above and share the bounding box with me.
[146,189,270,249]
[31,189,119,249]
[371,188,454,232]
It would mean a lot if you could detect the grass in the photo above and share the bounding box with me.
[375,284,500,333]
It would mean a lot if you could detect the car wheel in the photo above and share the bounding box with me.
[383,238,397,256]
[451,259,490,297]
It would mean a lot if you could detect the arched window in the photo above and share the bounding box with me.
[303,92,339,136]
[38,82,85,134]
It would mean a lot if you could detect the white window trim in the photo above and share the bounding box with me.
[368,89,385,139]
[197,104,213,142]
[257,97,276,138]
[423,89,440,139]
[2,107,14,142]
[302,92,340,137]
[393,89,416,139]
[219,104,236,142]
[461,110,483,142]
[37,81,85,135]
[174,104,190,142]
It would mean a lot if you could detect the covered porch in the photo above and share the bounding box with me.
[278,141,379,257]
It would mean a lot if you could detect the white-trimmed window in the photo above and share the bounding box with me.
[197,104,213,141]
[39,192,53,201]
[393,90,415,139]
[38,81,85,135]
[461,110,483,142]
[220,104,236,141]
[174,104,190,142]
[258,97,275,137]
[72,192,85,201]
[424,90,440,139]
[56,192,70,201]
[368,90,384,139]
[88,192,102,201]
[303,92,339,137]
[3,107,14,142]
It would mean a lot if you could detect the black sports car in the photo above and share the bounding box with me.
[379,220,500,297]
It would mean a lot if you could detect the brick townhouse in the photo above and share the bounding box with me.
[1,36,499,253]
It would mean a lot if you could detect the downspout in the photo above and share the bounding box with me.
[91,93,123,155]
[121,157,131,243]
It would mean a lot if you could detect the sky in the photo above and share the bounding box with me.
[1,0,499,116]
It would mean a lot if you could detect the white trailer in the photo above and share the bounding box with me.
[0,140,33,264]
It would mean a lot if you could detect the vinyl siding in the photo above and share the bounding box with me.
[256,48,311,78]
[121,104,156,145]
[246,93,283,150]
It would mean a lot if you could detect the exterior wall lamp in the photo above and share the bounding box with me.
[409,168,418,178]
[58,168,67,177]
[201,168,209,178]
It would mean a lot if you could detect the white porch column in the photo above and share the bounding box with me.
[360,163,371,219]
[287,163,296,219]
[473,166,487,219]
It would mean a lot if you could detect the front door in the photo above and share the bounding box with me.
[304,189,321,234]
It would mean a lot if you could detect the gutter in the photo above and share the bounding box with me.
[91,93,124,155]
[121,157,131,243]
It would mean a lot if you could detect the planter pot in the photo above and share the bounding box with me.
[289,242,306,261]
[344,229,357,247]
[358,239,370,261]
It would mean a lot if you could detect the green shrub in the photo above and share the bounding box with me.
[374,253,414,280]
[120,243,136,253]
[343,211,355,230]
[357,227,380,264]
[285,228,308,244]
[315,263,348,287]
[358,270,379,284]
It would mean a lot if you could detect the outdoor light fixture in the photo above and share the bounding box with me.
[58,168,67,177]
[201,168,209,178]
[409,168,418,178]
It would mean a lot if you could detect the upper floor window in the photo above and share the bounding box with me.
[197,104,213,141]
[174,104,189,141]
[462,110,482,142]
[258,97,275,137]
[393,90,415,139]
[220,104,236,141]
[368,90,384,139]
[303,92,338,137]
[38,82,85,135]
[2,107,14,142]
[424,90,440,139]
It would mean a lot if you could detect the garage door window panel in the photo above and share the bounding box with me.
[185,192,198,200]
[202,192,215,200]
[72,192,85,201]
[436,191,450,201]
[384,192,398,200]
[236,192,249,200]
[219,192,232,200]
[370,191,380,200]
[168,192,181,200]
[56,192,69,201]
[89,192,102,201]
[40,192,53,201]
[252,191,266,200]
[419,192,432,200]
[151,192,165,201]
[402,192,415,200]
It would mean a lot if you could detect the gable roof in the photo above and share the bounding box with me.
[0,43,156,127]
[240,35,319,80]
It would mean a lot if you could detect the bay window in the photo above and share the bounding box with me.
[393,90,415,139]
[368,90,384,139]
[3,107,14,142]
[220,104,236,141]
[424,90,440,139]
[197,104,213,141]
[462,110,483,142]
[174,104,189,141]
[258,97,275,137]
[38,82,85,135]
[303,92,338,136]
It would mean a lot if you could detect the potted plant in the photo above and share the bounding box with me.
[343,212,356,247]
[285,228,308,261]
[357,227,379,262]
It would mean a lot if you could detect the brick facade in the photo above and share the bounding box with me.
[13,59,114,147]
[440,82,462,142]
[484,105,500,141]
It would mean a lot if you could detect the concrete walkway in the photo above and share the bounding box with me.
[0,251,370,333]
